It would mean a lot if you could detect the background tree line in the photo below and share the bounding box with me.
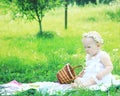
[67,0,113,5]
[2,0,114,5]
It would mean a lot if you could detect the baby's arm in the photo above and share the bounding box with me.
[78,68,85,77]
[96,52,113,80]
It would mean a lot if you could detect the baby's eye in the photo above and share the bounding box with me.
[84,46,91,49]
[85,46,91,48]
[87,46,91,48]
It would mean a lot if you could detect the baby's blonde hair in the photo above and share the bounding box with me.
[82,31,104,44]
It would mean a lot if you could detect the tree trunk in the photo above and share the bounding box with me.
[38,19,42,35]
[35,7,43,36]
[65,0,68,29]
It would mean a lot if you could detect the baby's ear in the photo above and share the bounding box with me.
[97,43,101,47]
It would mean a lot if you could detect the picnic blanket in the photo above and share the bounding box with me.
[0,80,72,95]
[0,75,120,95]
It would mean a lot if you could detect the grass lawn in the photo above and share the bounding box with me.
[0,3,120,96]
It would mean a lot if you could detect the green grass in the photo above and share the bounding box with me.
[0,3,120,95]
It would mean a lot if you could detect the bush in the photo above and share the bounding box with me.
[105,6,120,22]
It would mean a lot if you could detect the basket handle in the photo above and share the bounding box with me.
[73,65,83,69]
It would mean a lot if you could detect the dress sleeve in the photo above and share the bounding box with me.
[85,54,89,65]
[86,54,89,61]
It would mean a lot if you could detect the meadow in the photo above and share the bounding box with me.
[0,2,120,95]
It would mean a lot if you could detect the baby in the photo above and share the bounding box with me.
[71,31,113,88]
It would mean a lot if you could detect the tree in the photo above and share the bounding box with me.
[14,0,62,36]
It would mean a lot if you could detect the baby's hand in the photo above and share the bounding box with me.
[74,77,81,84]
[71,82,84,88]
[71,83,78,88]
[74,77,85,88]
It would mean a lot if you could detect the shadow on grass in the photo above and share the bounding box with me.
[36,31,56,39]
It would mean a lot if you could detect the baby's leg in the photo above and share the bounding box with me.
[71,77,84,88]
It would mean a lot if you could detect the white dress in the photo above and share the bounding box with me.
[79,50,116,90]
[82,51,112,84]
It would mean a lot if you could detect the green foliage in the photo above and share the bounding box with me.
[69,0,114,6]
[103,0,120,22]
[99,0,113,4]
[15,89,41,96]
[15,87,120,96]
[105,8,120,22]
[63,87,120,96]
[64,89,106,96]
[15,0,61,18]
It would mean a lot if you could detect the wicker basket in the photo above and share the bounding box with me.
[56,64,82,84]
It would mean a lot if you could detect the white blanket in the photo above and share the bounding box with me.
[0,80,72,95]
[0,78,120,96]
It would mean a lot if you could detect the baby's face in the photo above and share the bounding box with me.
[82,37,100,56]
